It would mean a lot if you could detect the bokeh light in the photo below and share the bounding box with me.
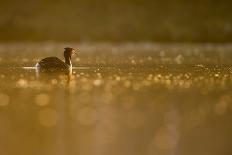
[35,93,50,106]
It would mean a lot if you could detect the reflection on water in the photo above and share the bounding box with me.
[0,43,232,155]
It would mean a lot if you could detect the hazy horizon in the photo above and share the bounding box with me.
[1,0,232,42]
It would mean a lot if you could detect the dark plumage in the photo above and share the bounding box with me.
[35,47,76,73]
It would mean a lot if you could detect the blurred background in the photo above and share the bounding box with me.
[1,0,232,42]
[1,1,232,155]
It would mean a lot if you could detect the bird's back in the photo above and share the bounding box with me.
[36,57,69,72]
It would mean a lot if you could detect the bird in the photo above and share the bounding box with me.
[35,47,77,75]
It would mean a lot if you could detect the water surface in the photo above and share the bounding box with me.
[0,42,232,155]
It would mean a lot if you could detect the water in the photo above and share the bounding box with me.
[0,42,232,155]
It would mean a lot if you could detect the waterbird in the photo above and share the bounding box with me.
[35,47,77,74]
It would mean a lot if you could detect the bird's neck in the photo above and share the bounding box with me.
[65,56,72,67]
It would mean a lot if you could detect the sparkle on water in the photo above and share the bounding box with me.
[0,42,231,155]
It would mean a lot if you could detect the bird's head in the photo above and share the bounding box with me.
[64,47,77,59]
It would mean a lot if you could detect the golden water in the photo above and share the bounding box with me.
[0,42,231,155]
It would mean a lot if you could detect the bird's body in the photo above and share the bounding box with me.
[36,57,70,72]
[35,47,76,75]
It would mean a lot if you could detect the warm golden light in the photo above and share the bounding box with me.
[0,93,10,106]
[35,93,50,106]
[38,108,59,127]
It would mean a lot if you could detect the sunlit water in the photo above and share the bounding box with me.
[0,42,232,155]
